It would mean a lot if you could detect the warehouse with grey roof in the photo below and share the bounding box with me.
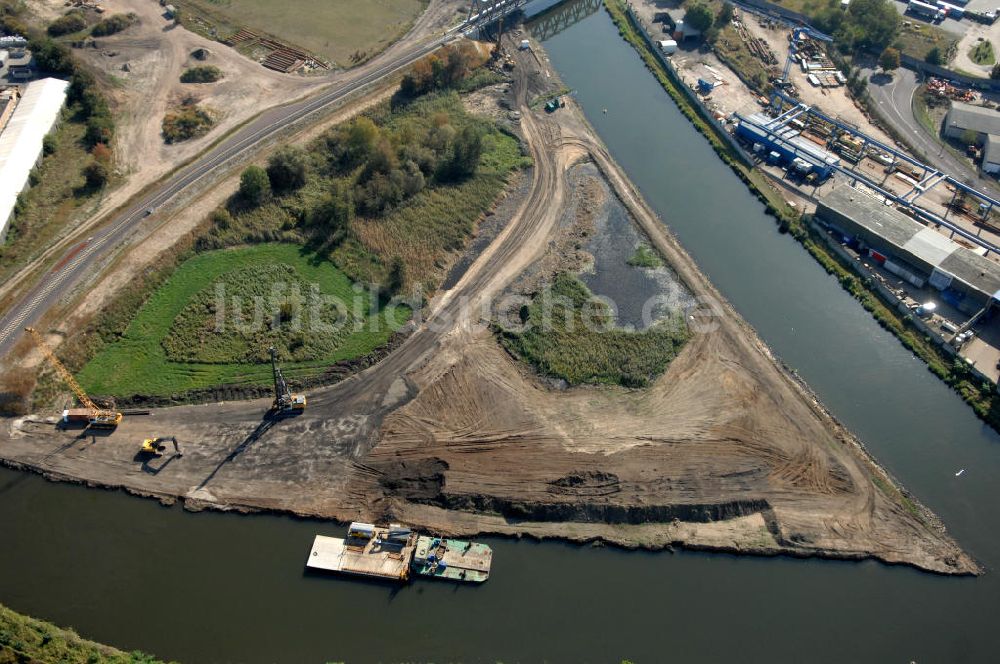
[0,78,69,240]
[816,185,1000,315]
[945,102,1000,142]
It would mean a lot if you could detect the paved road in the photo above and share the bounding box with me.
[865,66,1000,194]
[0,21,471,359]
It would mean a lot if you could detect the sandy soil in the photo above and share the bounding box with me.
[0,37,978,575]
[58,0,321,200]
[671,48,763,118]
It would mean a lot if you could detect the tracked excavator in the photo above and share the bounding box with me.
[140,436,183,457]
[25,327,122,429]
[269,346,306,415]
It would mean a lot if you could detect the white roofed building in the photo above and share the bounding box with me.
[0,77,70,239]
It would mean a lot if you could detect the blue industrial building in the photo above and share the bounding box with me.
[735,112,840,180]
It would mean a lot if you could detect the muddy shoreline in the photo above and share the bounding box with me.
[0,455,976,577]
[0,36,980,577]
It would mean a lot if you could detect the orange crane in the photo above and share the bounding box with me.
[25,327,122,429]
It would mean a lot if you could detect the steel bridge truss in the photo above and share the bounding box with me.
[761,90,1000,256]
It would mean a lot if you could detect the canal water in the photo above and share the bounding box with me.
[3,3,1000,662]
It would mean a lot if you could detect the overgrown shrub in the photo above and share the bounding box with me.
[46,10,86,36]
[90,12,137,37]
[239,165,271,205]
[161,103,214,143]
[180,65,223,83]
[399,42,488,97]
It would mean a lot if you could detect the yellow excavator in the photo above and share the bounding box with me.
[25,327,122,429]
[140,436,182,457]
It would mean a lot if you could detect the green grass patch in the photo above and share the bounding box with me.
[497,273,689,388]
[78,244,410,397]
[970,40,995,66]
[177,0,427,67]
[912,88,939,137]
[626,243,663,268]
[162,263,359,364]
[61,71,525,400]
[895,21,956,62]
[0,602,172,664]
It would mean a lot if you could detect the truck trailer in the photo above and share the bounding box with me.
[907,0,946,21]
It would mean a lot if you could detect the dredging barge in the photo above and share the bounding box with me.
[305,522,492,583]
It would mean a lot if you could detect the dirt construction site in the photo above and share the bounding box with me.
[0,29,979,575]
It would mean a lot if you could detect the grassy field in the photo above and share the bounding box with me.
[0,602,170,664]
[178,0,428,66]
[497,273,689,388]
[895,22,956,62]
[78,244,410,397]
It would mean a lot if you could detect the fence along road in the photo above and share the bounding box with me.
[0,21,475,358]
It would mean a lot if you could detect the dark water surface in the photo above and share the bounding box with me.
[2,3,1000,663]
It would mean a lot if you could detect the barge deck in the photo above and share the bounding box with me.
[305,523,493,584]
[306,529,414,581]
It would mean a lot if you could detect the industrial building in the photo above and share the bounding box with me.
[735,112,840,180]
[816,186,1000,315]
[985,134,1000,175]
[0,77,70,239]
[944,101,1000,143]
[661,9,701,41]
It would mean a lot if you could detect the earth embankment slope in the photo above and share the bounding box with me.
[0,38,977,575]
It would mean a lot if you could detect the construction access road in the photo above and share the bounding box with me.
[0,40,977,576]
[0,0,470,359]
[865,66,1000,196]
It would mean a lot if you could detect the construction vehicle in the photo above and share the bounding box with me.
[269,346,306,415]
[25,327,122,429]
[140,436,182,457]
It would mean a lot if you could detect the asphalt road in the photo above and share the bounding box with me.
[0,21,469,359]
[865,66,1000,193]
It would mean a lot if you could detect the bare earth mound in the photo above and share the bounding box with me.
[0,40,978,575]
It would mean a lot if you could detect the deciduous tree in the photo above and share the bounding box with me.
[879,47,900,73]
[239,165,270,205]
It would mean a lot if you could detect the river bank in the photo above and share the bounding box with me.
[0,602,170,664]
[600,0,1000,435]
[0,28,978,577]
[6,4,1000,661]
